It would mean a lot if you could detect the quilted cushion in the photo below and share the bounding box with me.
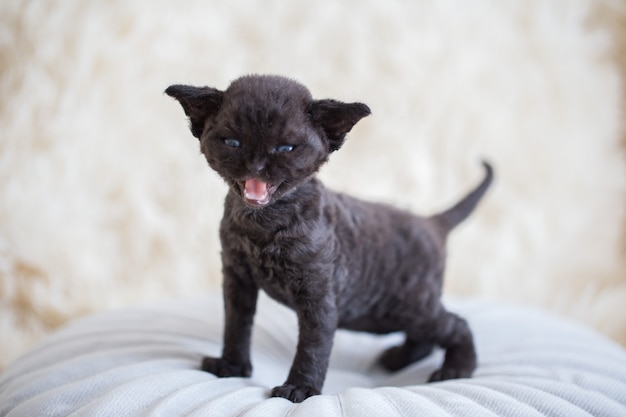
[1,293,625,416]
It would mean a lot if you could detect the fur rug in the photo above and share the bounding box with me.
[1,0,625,370]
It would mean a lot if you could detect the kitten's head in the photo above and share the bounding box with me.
[165,75,370,208]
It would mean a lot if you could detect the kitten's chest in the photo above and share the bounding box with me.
[222,226,308,307]
[221,214,333,308]
[254,241,294,292]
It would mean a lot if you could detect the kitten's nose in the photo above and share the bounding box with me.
[247,159,266,174]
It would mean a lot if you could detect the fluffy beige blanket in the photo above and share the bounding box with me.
[1,0,625,370]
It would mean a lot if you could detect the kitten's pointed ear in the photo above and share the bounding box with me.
[165,85,224,139]
[308,99,371,152]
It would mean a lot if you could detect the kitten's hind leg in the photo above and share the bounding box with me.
[378,309,476,380]
[427,310,476,382]
[378,337,435,372]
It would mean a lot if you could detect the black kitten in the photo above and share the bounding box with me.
[165,74,493,403]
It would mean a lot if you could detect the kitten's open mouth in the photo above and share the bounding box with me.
[238,178,279,208]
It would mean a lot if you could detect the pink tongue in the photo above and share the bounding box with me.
[244,179,269,202]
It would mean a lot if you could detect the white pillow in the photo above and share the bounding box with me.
[1,293,625,416]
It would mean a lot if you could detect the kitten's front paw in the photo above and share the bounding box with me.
[201,356,252,378]
[271,383,319,403]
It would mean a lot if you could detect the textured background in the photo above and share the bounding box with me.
[1,0,625,370]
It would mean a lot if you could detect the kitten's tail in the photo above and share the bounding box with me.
[432,161,494,233]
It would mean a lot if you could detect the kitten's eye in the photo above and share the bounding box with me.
[274,144,294,153]
[223,138,241,148]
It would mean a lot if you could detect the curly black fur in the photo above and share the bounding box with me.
[166,74,493,402]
